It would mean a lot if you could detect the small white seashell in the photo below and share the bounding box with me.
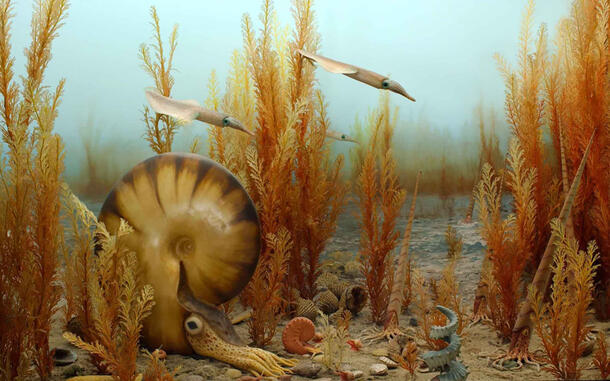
[379,356,398,369]
[369,363,388,376]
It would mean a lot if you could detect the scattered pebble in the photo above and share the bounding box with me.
[378,356,398,369]
[178,375,204,381]
[292,360,322,378]
[371,348,387,357]
[225,368,242,378]
[60,364,85,378]
[315,378,332,381]
[369,363,388,376]
[352,370,364,378]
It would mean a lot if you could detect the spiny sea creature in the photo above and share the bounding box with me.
[420,305,468,381]
[297,49,416,101]
[98,153,294,376]
[145,89,254,135]
[282,317,321,355]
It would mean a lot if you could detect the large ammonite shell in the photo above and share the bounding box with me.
[98,153,260,353]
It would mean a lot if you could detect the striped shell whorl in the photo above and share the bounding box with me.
[98,152,261,353]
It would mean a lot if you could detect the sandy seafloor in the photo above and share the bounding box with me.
[48,195,610,381]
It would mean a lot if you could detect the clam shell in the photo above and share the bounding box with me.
[99,153,261,353]
[313,289,339,314]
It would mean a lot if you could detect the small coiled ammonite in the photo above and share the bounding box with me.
[98,153,294,376]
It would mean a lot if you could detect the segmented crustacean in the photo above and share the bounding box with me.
[98,153,295,376]
[420,306,468,381]
[282,317,320,355]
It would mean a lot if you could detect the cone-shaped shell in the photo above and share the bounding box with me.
[313,289,339,314]
[339,285,367,315]
[98,153,261,353]
[327,279,348,300]
[295,297,319,321]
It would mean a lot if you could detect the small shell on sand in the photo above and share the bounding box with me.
[369,363,388,376]
[314,289,339,314]
[282,317,317,355]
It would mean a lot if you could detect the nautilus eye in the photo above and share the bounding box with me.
[222,117,230,126]
[382,80,390,89]
[341,134,346,139]
[184,315,204,335]
[98,153,261,353]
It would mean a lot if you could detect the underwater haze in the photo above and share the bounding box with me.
[9,0,570,186]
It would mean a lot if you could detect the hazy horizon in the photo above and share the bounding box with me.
[7,0,571,181]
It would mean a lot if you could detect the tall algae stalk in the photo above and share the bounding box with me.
[0,0,69,379]
[357,94,406,325]
[203,0,346,346]
[139,6,179,154]
[546,0,610,319]
[530,220,599,380]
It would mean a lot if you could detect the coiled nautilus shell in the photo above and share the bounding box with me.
[98,153,261,353]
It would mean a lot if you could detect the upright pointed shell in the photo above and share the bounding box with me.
[98,153,261,353]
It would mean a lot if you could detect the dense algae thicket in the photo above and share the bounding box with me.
[0,0,609,381]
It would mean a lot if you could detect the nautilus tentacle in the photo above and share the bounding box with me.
[297,49,416,102]
[282,317,319,355]
[98,153,261,353]
[177,263,296,376]
[420,306,469,381]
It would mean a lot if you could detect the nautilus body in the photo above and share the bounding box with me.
[98,153,294,376]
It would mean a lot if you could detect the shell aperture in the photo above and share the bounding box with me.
[98,152,261,353]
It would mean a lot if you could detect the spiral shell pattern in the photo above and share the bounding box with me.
[98,153,261,353]
[282,317,316,355]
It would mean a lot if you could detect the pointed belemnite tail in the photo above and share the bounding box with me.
[385,170,421,329]
[512,128,596,335]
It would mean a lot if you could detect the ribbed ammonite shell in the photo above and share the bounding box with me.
[98,153,260,353]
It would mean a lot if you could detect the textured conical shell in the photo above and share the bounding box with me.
[344,260,362,278]
[313,289,339,314]
[98,153,261,353]
[339,285,367,315]
[295,297,319,321]
[327,279,348,299]
[317,272,338,289]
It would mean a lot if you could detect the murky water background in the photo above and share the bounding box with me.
[83,194,514,305]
